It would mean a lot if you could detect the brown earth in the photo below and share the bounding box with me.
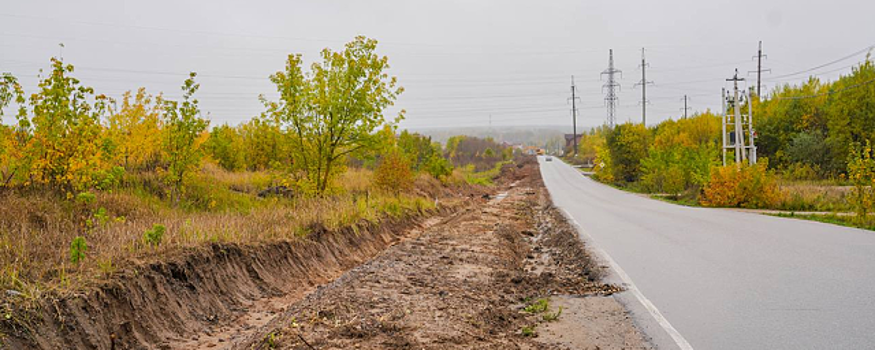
[1,159,651,349]
[237,160,651,350]
[0,199,466,349]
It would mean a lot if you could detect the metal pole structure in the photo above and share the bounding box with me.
[680,95,691,118]
[601,49,622,128]
[569,76,580,155]
[722,88,727,166]
[757,41,763,98]
[749,41,770,100]
[641,49,646,125]
[732,70,744,164]
[634,48,654,126]
[747,88,756,165]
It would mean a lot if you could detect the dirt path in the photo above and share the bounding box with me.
[169,214,454,350]
[232,164,651,350]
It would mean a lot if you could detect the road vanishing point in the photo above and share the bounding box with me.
[540,157,875,350]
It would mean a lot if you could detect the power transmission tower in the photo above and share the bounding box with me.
[748,41,770,99]
[568,76,581,155]
[680,95,691,118]
[634,48,654,125]
[723,69,757,166]
[601,49,622,128]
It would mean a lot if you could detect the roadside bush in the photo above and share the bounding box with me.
[847,140,875,219]
[702,160,782,208]
[374,151,414,194]
[424,155,452,180]
[592,143,614,183]
[605,123,650,183]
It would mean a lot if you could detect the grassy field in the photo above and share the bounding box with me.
[0,161,502,295]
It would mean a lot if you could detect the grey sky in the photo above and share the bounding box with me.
[1,0,873,131]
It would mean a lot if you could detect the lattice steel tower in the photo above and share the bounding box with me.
[601,49,622,128]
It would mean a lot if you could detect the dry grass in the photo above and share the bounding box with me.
[0,165,456,293]
[775,183,853,212]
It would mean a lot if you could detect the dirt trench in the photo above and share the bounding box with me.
[2,159,651,349]
[0,199,471,350]
[235,161,651,350]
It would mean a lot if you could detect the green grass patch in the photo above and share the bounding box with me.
[770,213,875,231]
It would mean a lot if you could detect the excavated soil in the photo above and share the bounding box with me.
[238,160,651,350]
[1,201,463,350]
[2,159,652,349]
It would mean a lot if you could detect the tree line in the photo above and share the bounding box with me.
[574,56,875,209]
[0,36,510,204]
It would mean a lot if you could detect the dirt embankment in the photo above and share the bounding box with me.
[237,160,650,350]
[2,158,650,349]
[0,194,477,349]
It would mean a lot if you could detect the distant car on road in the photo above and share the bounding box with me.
[545,156,553,162]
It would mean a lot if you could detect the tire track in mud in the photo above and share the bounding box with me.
[235,163,651,350]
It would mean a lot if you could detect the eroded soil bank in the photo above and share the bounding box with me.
[237,161,651,350]
[2,159,651,349]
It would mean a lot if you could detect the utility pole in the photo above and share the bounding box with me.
[748,41,770,99]
[568,76,580,155]
[680,95,691,118]
[634,48,654,125]
[601,49,622,128]
[724,69,756,166]
[721,88,727,166]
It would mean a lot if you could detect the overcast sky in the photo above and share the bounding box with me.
[1,0,873,131]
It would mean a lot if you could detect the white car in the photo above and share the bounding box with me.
[545,156,553,162]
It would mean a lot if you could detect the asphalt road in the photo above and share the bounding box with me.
[539,157,875,350]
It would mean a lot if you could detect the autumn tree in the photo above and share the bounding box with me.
[162,73,209,204]
[0,73,28,187]
[238,115,289,170]
[640,112,720,193]
[105,88,164,171]
[605,122,651,183]
[24,59,111,195]
[374,150,414,194]
[204,124,245,171]
[263,36,403,195]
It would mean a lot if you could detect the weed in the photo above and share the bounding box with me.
[75,192,96,205]
[523,298,549,314]
[143,224,166,248]
[69,236,87,265]
[263,331,280,348]
[97,258,115,278]
[521,325,537,337]
[542,306,563,322]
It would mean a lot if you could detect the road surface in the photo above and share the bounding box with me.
[540,157,875,350]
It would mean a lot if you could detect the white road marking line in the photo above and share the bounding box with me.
[561,208,695,350]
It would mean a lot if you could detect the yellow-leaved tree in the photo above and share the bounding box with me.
[106,88,164,171]
[263,36,404,195]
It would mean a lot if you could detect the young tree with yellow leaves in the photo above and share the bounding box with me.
[162,73,209,205]
[263,36,404,196]
[106,88,164,171]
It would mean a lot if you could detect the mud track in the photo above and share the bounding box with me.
[237,161,651,350]
[2,159,651,349]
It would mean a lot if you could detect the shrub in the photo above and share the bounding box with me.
[605,123,650,183]
[847,140,875,219]
[702,161,782,208]
[424,155,452,180]
[70,236,87,264]
[144,224,166,247]
[373,151,414,194]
